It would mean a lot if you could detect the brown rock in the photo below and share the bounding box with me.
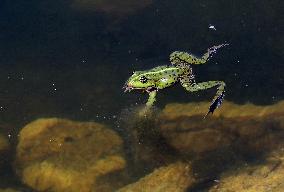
[159,101,284,155]
[161,101,284,120]
[118,162,195,192]
[163,127,232,154]
[15,118,126,192]
[0,189,21,192]
[209,150,284,192]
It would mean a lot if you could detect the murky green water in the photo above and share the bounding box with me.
[0,0,283,191]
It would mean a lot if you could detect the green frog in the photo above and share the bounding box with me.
[123,44,228,117]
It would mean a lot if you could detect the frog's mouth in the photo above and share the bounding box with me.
[123,85,134,92]
[123,83,137,92]
[123,84,156,93]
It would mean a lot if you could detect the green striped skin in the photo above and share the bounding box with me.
[126,66,185,90]
[124,44,228,116]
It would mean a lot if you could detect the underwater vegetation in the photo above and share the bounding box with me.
[0,101,284,191]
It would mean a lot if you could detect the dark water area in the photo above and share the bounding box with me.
[0,0,283,191]
[0,0,282,126]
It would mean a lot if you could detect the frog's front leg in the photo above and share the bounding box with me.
[146,90,157,107]
[180,78,225,117]
[138,90,157,117]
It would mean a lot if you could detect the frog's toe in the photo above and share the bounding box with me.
[208,44,229,56]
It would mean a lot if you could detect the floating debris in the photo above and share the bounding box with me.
[209,24,217,30]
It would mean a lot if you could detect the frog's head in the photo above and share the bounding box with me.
[123,71,155,92]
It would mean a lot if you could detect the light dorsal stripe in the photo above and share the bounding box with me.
[142,67,180,77]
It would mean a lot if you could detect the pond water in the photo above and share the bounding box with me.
[0,0,283,191]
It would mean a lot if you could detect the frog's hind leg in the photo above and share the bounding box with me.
[170,44,229,66]
[180,78,225,117]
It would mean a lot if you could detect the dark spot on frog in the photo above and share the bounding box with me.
[140,76,148,83]
[64,136,74,143]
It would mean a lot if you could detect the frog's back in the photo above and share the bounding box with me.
[146,65,180,89]
[146,65,183,76]
[148,65,170,72]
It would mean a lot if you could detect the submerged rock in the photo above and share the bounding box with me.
[15,118,126,192]
[0,188,21,192]
[154,100,284,191]
[209,150,284,192]
[118,162,195,192]
[159,101,284,156]
[161,101,284,120]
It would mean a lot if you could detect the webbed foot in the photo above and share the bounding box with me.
[180,79,226,118]
[204,91,225,118]
[208,44,229,56]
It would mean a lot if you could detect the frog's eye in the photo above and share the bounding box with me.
[139,76,148,83]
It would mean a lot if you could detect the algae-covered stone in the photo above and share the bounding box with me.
[209,150,284,192]
[16,118,126,192]
[118,162,195,192]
